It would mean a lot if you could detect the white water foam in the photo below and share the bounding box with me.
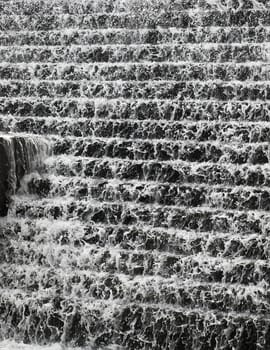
[0,340,123,350]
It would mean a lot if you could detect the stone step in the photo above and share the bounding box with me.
[0,11,270,31]
[0,62,269,81]
[1,98,270,122]
[2,217,270,259]
[9,196,270,235]
[1,291,267,348]
[1,265,269,314]
[0,44,268,63]
[1,80,270,100]
[49,136,270,164]
[3,235,270,283]
[0,0,268,15]
[22,174,270,211]
[0,0,129,15]
[45,155,270,187]
[1,27,270,46]
[2,116,270,144]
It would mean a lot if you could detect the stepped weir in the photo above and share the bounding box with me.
[1,0,270,349]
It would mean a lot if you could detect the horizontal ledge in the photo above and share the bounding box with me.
[2,78,270,85]
[41,133,270,146]
[1,26,270,34]
[4,114,270,125]
[0,43,269,47]
[0,61,269,67]
[12,194,270,216]
[41,172,270,192]
[45,153,270,168]
[1,97,270,104]
[0,287,267,320]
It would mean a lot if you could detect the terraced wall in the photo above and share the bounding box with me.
[1,0,270,349]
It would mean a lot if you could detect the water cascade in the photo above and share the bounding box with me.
[1,0,270,349]
[0,134,50,216]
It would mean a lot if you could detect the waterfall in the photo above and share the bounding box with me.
[0,134,50,216]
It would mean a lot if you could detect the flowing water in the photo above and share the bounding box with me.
[1,0,270,349]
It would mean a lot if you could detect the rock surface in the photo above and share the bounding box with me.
[1,0,270,349]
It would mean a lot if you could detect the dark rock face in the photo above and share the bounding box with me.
[0,138,10,216]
